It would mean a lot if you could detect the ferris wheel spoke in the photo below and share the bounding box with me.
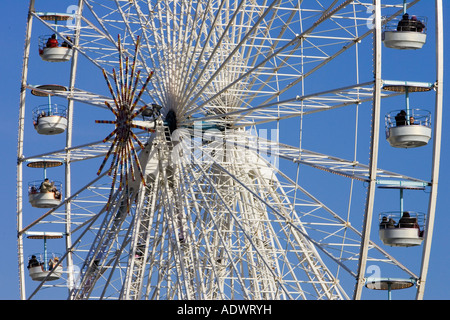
[185,0,357,118]
[25,84,113,109]
[180,136,346,298]
[198,145,355,275]
[183,0,274,107]
[171,0,212,106]
[175,163,229,299]
[82,0,119,45]
[193,134,420,284]
[71,188,137,299]
[222,132,430,185]
[271,163,419,280]
[183,156,281,298]
[127,9,169,106]
[19,131,150,168]
[185,2,404,122]
[169,138,258,298]
[180,80,378,127]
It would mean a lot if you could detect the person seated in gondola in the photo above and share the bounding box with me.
[397,13,425,32]
[38,110,46,119]
[410,15,425,32]
[61,36,73,49]
[48,257,59,271]
[380,216,396,229]
[395,110,407,126]
[397,13,414,31]
[397,212,419,229]
[46,34,59,48]
[27,255,40,269]
[52,186,62,200]
[40,178,54,193]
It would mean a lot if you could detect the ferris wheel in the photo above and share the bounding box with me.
[16,0,443,300]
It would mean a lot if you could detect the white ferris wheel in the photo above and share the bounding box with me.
[16,0,443,300]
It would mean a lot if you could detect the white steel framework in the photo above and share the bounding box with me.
[16,0,443,300]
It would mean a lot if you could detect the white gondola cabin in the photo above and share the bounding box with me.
[383,81,434,148]
[383,13,427,50]
[28,180,63,208]
[31,85,68,135]
[377,180,427,247]
[379,211,425,247]
[32,104,68,135]
[28,262,63,281]
[385,109,432,148]
[27,160,63,208]
[26,232,63,281]
[37,13,74,62]
[39,39,73,62]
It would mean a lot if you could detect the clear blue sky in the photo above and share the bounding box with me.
[0,1,449,300]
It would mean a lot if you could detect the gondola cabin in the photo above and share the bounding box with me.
[383,13,427,50]
[31,85,68,135]
[32,104,68,135]
[383,81,433,148]
[379,212,425,247]
[26,232,63,281]
[377,180,427,247]
[28,180,63,208]
[37,13,74,62]
[27,160,63,208]
[28,261,63,281]
[385,109,432,148]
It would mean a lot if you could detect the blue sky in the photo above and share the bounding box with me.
[0,1,449,300]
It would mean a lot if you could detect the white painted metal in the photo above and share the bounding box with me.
[387,125,432,148]
[379,228,424,247]
[40,47,73,62]
[28,265,63,281]
[383,31,427,50]
[353,0,383,300]
[17,0,442,300]
[34,115,68,135]
[416,0,444,300]
[17,0,35,300]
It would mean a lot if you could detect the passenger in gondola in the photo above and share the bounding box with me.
[397,13,425,33]
[27,255,40,269]
[398,212,419,229]
[409,116,417,125]
[46,34,59,48]
[380,216,396,229]
[411,15,425,32]
[397,13,413,31]
[48,257,59,271]
[395,110,407,126]
[61,36,73,49]
[52,186,62,200]
[40,178,54,193]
